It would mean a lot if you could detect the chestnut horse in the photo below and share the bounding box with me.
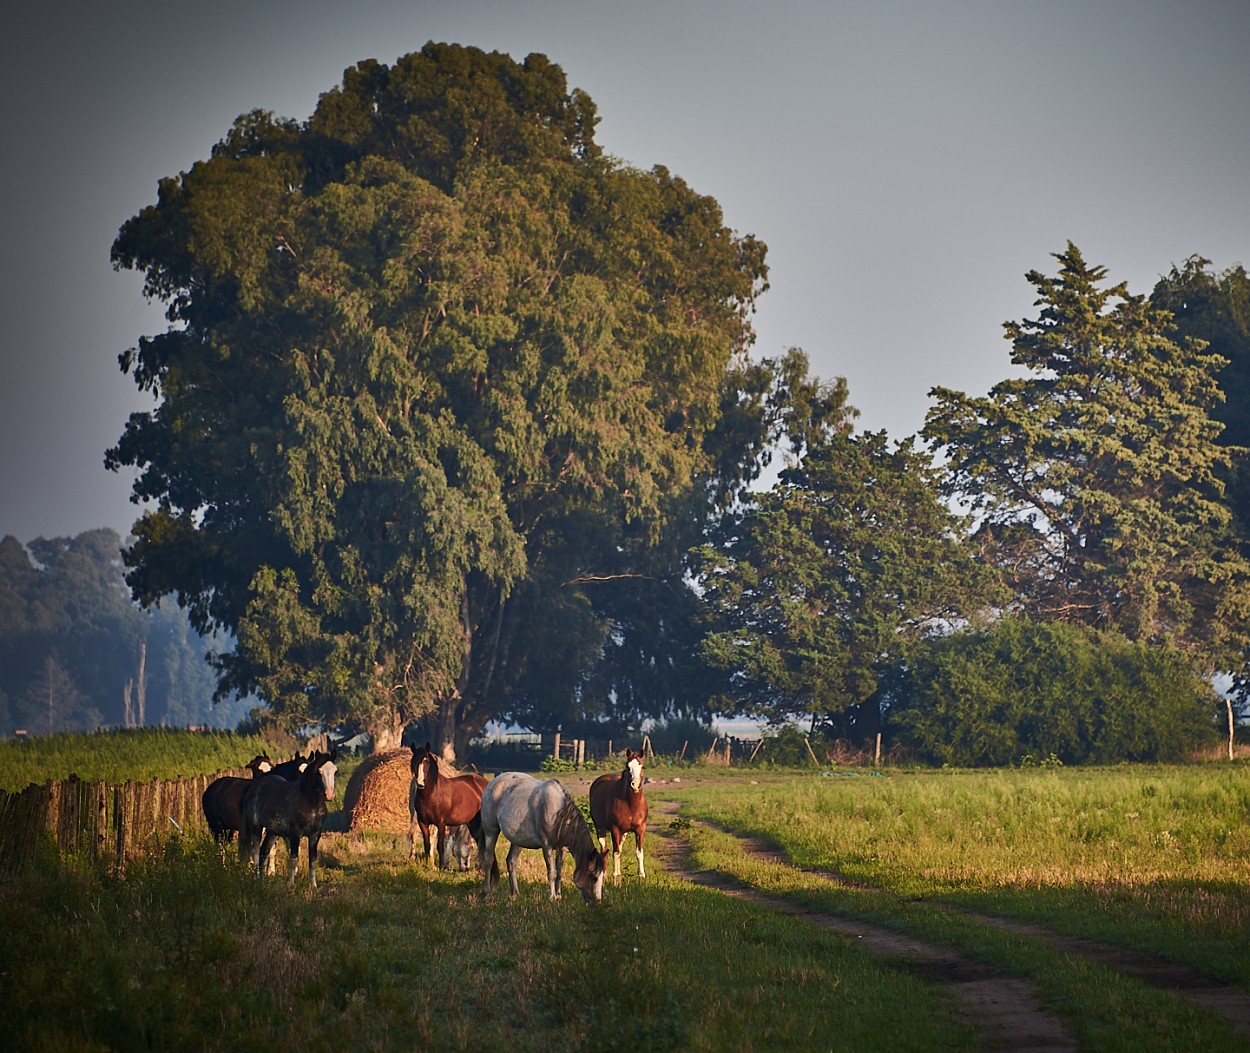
[240,748,338,888]
[408,743,488,869]
[201,754,273,843]
[589,749,648,881]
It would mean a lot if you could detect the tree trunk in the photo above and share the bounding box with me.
[1228,697,1236,762]
[136,641,147,728]
[367,709,405,754]
[436,696,459,765]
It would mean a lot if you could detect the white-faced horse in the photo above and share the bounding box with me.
[478,772,607,904]
[589,748,648,882]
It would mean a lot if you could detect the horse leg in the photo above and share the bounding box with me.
[480,829,500,896]
[258,831,276,878]
[286,835,300,888]
[610,828,623,881]
[407,809,421,863]
[308,831,320,889]
[543,845,562,900]
[635,825,646,878]
[506,842,524,897]
[420,820,436,867]
[436,824,449,870]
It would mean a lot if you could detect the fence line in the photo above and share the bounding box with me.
[0,768,248,874]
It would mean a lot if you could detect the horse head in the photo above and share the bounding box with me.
[247,754,273,775]
[625,749,644,792]
[304,748,338,802]
[573,844,608,904]
[412,742,436,789]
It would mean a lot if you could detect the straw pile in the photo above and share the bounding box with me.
[341,746,464,833]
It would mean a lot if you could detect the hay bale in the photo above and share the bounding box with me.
[341,747,468,833]
[343,748,412,833]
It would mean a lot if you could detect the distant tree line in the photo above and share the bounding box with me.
[101,42,1250,765]
[0,529,253,736]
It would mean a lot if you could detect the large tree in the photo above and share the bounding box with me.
[924,244,1250,667]
[696,424,1000,737]
[108,44,769,756]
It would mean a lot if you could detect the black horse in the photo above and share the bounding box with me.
[268,751,310,780]
[201,754,273,844]
[239,748,338,888]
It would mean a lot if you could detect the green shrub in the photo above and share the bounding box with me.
[888,619,1218,766]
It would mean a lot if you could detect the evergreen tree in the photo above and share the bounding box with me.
[697,425,999,736]
[924,244,1250,668]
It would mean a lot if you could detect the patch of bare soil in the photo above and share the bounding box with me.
[659,803,1250,1042]
[648,802,1075,1053]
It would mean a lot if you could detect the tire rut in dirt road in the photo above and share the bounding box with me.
[661,803,1250,1042]
[649,802,1076,1053]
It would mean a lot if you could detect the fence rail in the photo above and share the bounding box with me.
[0,768,248,873]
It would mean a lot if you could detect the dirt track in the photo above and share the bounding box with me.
[639,796,1250,1050]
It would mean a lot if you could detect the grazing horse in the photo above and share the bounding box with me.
[589,749,649,882]
[240,748,338,888]
[445,824,477,871]
[478,772,607,904]
[408,742,488,868]
[201,754,273,843]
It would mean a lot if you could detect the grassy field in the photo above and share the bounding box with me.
[659,765,1250,1051]
[665,766,1250,978]
[3,745,1249,1051]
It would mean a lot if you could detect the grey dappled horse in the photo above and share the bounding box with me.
[478,772,606,904]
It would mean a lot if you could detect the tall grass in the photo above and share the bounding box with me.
[0,728,286,791]
[678,818,1249,1053]
[666,765,1250,982]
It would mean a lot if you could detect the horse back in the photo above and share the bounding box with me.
[203,775,250,834]
[246,772,324,836]
[481,771,547,846]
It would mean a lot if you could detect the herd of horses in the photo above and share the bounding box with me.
[201,743,649,905]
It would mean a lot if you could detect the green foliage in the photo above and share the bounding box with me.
[756,725,815,766]
[924,244,1250,667]
[109,43,772,753]
[537,753,578,773]
[697,428,1000,730]
[888,619,1220,766]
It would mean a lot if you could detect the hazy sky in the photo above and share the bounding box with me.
[3,0,1248,544]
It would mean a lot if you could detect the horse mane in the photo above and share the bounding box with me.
[549,785,597,858]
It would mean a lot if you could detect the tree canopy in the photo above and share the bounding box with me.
[109,44,771,754]
[696,425,1001,733]
[924,243,1250,669]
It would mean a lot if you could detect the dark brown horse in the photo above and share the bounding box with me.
[589,749,648,882]
[201,754,273,843]
[408,742,488,868]
[240,748,338,888]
